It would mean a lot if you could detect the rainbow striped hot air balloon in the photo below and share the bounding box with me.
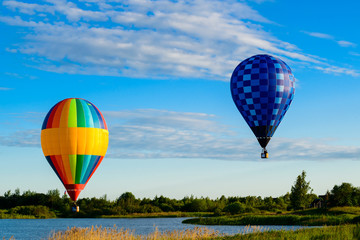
[41,98,109,203]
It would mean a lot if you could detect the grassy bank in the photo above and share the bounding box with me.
[46,224,360,240]
[183,207,360,226]
[183,215,354,226]
[221,224,360,240]
[0,206,55,219]
[0,209,36,219]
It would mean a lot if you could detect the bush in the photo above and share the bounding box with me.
[223,201,246,215]
[213,207,223,216]
[352,216,360,224]
[9,205,56,218]
[139,204,162,213]
[159,203,174,212]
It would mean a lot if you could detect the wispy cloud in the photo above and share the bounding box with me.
[105,109,249,159]
[105,110,360,160]
[0,87,12,90]
[270,138,360,160]
[337,40,357,48]
[0,129,40,147]
[3,0,108,21]
[303,31,357,48]
[1,0,358,79]
[303,31,334,40]
[249,0,275,3]
[5,72,37,79]
[349,52,360,57]
[314,66,359,77]
[2,109,358,161]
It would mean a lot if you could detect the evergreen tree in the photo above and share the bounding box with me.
[290,170,312,210]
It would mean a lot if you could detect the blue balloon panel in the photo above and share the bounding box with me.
[230,54,295,148]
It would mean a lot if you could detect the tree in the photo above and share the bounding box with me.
[116,192,136,206]
[289,170,312,210]
[263,197,276,211]
[185,199,207,212]
[47,189,62,210]
[330,183,355,206]
[116,192,139,213]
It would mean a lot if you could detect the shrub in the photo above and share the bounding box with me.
[9,205,56,218]
[223,202,246,215]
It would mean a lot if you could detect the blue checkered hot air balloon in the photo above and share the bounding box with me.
[230,54,295,158]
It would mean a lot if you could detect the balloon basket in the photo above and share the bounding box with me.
[261,149,268,159]
[72,204,80,212]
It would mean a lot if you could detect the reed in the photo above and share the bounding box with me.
[48,226,223,240]
[48,224,360,240]
[5,224,360,239]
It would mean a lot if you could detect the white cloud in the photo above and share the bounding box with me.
[270,138,360,160]
[0,87,12,90]
[349,52,360,57]
[0,129,40,147]
[3,1,46,15]
[249,0,275,3]
[2,109,357,161]
[3,0,108,21]
[5,72,37,79]
[303,31,334,39]
[314,66,359,77]
[337,40,357,48]
[303,31,357,48]
[1,0,358,79]
[5,47,17,53]
[104,110,360,160]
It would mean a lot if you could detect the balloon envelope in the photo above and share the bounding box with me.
[230,54,295,150]
[41,98,109,201]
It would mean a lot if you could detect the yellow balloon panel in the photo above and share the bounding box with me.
[41,127,109,156]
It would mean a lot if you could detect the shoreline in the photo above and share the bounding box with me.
[2,207,360,227]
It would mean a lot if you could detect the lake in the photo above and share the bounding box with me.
[0,218,312,240]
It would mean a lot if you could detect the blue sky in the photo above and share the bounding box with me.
[1,0,360,200]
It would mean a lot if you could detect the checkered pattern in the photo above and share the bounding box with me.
[231,54,295,138]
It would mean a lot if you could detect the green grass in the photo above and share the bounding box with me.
[327,206,360,215]
[0,206,56,219]
[183,207,360,226]
[0,209,36,219]
[183,215,354,226]
[215,224,360,240]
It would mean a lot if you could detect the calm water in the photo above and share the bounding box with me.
[0,218,311,240]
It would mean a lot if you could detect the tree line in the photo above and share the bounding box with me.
[1,171,360,218]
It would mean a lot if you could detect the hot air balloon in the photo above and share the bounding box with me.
[41,98,109,211]
[230,54,295,158]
